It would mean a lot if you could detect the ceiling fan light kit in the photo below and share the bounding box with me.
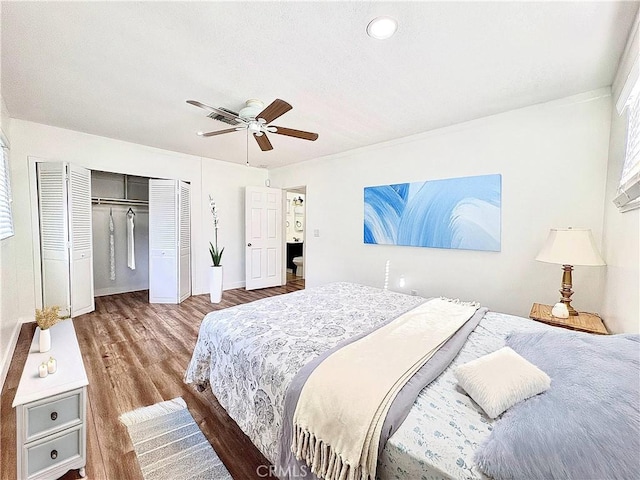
[187,98,319,152]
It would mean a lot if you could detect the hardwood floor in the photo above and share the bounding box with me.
[1,280,304,480]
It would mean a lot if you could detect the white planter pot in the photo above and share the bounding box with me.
[209,266,223,303]
[38,327,51,353]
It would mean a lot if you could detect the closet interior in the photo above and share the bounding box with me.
[91,171,150,297]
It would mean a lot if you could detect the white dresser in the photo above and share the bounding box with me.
[12,320,88,480]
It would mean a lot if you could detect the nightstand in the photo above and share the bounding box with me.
[12,320,88,479]
[529,303,608,335]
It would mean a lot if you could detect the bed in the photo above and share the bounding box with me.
[185,283,551,480]
[184,282,558,479]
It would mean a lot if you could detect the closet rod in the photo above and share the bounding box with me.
[91,197,148,207]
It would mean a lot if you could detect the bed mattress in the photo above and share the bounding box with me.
[379,310,551,479]
[184,282,552,479]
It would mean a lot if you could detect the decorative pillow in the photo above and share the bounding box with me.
[454,346,551,418]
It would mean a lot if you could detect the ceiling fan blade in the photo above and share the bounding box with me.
[187,100,241,123]
[253,132,273,151]
[256,99,292,124]
[198,128,238,137]
[271,126,319,141]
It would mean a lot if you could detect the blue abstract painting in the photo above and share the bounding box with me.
[364,174,501,251]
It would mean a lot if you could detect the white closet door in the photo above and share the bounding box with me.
[149,179,178,303]
[68,164,94,316]
[37,163,71,316]
[178,181,191,302]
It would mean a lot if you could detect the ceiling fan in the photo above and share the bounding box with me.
[186,98,319,151]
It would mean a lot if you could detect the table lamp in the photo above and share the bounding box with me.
[535,227,606,316]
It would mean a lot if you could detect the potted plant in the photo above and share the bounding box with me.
[35,306,61,353]
[209,195,225,303]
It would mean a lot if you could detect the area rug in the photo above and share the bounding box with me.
[120,397,232,480]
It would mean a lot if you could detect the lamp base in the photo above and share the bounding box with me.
[559,265,579,316]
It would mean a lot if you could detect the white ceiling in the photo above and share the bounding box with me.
[2,1,638,168]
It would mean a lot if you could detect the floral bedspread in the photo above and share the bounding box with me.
[184,282,425,462]
[184,282,552,479]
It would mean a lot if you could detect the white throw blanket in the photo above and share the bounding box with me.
[291,297,479,480]
[127,211,136,270]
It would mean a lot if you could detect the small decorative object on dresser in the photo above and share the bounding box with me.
[12,319,88,479]
[529,303,608,335]
[35,306,61,353]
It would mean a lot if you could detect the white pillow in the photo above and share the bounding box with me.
[454,346,551,418]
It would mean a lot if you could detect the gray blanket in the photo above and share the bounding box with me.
[276,301,488,480]
[475,330,640,480]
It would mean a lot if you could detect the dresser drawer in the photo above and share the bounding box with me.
[26,425,82,478]
[26,389,83,442]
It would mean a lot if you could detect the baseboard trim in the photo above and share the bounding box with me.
[224,281,246,290]
[0,318,27,391]
[95,286,149,297]
[97,281,248,298]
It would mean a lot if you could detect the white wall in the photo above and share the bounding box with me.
[7,119,266,332]
[0,96,20,390]
[601,106,640,333]
[601,15,640,334]
[269,90,611,320]
[200,159,267,289]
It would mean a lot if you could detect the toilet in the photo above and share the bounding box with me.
[292,256,304,277]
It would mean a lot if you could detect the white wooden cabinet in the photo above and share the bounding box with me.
[12,320,88,480]
[37,162,94,318]
[149,179,191,303]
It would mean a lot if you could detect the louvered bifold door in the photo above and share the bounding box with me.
[178,181,191,303]
[149,179,178,303]
[68,164,95,316]
[37,162,71,316]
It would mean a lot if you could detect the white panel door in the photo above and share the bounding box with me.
[178,181,191,302]
[68,164,95,316]
[245,186,283,290]
[37,162,71,316]
[149,179,178,303]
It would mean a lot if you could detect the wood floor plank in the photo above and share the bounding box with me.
[84,393,108,480]
[1,280,304,480]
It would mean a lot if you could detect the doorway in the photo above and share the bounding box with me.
[284,187,306,288]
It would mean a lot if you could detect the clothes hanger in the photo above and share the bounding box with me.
[127,207,135,216]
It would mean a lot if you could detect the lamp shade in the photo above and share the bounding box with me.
[535,228,606,266]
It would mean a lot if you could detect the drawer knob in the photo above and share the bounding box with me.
[50,449,58,460]
[50,412,58,421]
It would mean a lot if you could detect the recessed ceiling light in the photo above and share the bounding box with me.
[366,16,398,40]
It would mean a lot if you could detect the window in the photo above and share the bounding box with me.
[0,144,14,240]
[615,82,640,211]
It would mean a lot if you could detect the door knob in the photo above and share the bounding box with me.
[247,243,252,247]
